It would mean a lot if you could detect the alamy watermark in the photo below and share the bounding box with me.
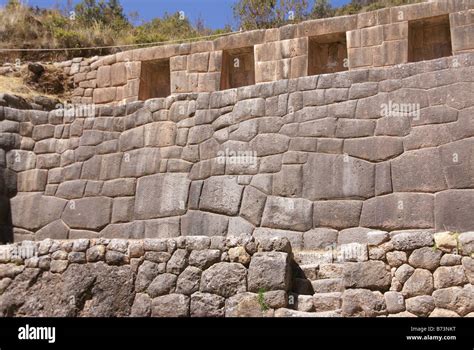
[0,244,37,261]
[380,100,420,120]
[54,103,96,118]
[217,148,257,165]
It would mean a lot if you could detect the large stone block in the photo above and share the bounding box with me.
[35,219,69,240]
[261,196,312,232]
[199,176,244,216]
[188,125,213,144]
[402,269,434,298]
[302,153,375,200]
[335,119,375,138]
[240,186,267,226]
[403,124,454,151]
[391,148,447,192]
[459,232,474,256]
[360,193,434,230]
[439,138,474,189]
[391,230,434,250]
[144,122,177,147]
[187,52,209,72]
[375,116,411,136]
[375,162,392,196]
[181,211,228,236]
[190,292,225,317]
[343,261,391,291]
[229,119,258,142]
[120,148,160,177]
[313,200,362,230]
[169,100,196,122]
[147,273,177,298]
[228,216,254,237]
[433,266,468,289]
[119,126,144,151]
[343,136,403,162]
[135,173,190,220]
[432,285,473,316]
[99,154,122,180]
[110,62,127,86]
[188,250,221,270]
[101,178,136,197]
[341,289,386,317]
[435,190,474,232]
[11,194,67,230]
[406,295,435,317]
[272,165,303,197]
[93,87,116,104]
[248,252,291,292]
[253,227,303,250]
[176,266,202,295]
[96,66,111,88]
[144,217,180,238]
[62,197,112,230]
[355,93,388,118]
[151,294,189,317]
[408,247,442,271]
[200,262,247,298]
[338,227,388,245]
[6,150,36,172]
[249,134,289,157]
[298,118,336,138]
[111,197,135,224]
[17,169,47,192]
[303,228,338,250]
[56,180,87,199]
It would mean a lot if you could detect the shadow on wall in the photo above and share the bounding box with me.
[0,154,16,244]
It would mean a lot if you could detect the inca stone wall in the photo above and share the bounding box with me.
[1,0,474,320]
[0,231,472,317]
[1,53,474,244]
[62,0,474,105]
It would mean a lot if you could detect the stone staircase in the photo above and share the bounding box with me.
[287,250,347,316]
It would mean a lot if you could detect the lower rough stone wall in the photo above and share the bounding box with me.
[0,231,472,317]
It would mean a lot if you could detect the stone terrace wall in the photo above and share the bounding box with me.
[0,236,292,317]
[0,53,474,244]
[64,0,474,105]
[0,231,473,317]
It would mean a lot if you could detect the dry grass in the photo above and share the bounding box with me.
[0,75,64,101]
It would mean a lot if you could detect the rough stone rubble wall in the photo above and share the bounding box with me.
[62,0,474,105]
[0,231,472,317]
[1,53,473,243]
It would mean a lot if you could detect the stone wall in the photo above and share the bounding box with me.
[0,235,291,317]
[0,231,472,317]
[1,53,473,243]
[63,0,474,105]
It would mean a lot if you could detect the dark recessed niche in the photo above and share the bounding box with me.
[308,32,348,76]
[408,15,452,63]
[220,46,255,90]
[138,59,171,100]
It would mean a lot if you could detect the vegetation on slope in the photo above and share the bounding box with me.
[0,0,426,63]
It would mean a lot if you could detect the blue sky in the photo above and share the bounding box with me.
[1,0,351,29]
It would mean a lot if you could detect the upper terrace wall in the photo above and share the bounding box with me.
[63,0,474,106]
[1,52,473,244]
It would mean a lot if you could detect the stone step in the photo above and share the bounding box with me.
[313,292,343,312]
[275,308,341,317]
[293,243,369,266]
[311,278,345,293]
[293,250,333,265]
[297,262,345,281]
[291,292,342,313]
